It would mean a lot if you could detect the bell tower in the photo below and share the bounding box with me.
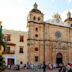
[27,3,44,64]
[27,3,44,39]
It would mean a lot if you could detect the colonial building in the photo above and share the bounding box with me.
[2,29,28,66]
[27,3,72,65]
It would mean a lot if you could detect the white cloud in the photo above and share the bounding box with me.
[61,9,72,21]
[0,0,30,31]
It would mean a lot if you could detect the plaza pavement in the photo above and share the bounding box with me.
[5,68,59,72]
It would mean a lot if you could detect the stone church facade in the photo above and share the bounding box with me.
[27,3,72,65]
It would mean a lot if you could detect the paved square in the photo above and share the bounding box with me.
[5,68,59,72]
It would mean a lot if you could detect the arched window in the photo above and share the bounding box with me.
[35,34,38,37]
[38,17,40,21]
[35,47,38,51]
[33,16,36,20]
[35,27,38,32]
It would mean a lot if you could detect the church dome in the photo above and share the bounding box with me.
[30,3,43,14]
[30,9,42,14]
[64,11,72,22]
[64,18,72,22]
[53,13,61,20]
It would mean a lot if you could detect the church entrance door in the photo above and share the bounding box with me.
[56,53,63,67]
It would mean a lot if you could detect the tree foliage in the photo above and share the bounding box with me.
[0,55,6,71]
[0,26,7,50]
[0,25,7,71]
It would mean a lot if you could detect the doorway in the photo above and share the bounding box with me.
[7,58,14,65]
[56,53,63,66]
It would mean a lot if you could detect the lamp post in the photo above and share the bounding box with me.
[43,23,46,72]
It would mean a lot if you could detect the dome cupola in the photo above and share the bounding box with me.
[64,11,72,22]
[34,2,38,9]
[30,3,43,14]
[67,11,71,18]
[27,3,44,23]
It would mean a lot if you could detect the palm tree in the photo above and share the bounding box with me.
[0,21,7,71]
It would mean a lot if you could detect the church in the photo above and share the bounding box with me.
[27,3,72,66]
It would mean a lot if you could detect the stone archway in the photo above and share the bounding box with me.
[56,52,63,65]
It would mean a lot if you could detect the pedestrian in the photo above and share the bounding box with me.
[59,66,62,72]
[60,66,66,72]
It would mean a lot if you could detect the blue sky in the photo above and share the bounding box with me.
[0,0,72,31]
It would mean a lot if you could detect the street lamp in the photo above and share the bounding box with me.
[43,23,46,72]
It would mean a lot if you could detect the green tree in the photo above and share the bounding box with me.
[0,55,6,71]
[0,24,7,72]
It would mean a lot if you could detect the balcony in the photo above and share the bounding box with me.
[2,51,15,54]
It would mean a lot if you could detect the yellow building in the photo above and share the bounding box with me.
[27,3,72,65]
[2,29,28,66]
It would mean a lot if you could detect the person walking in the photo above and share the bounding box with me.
[60,66,66,72]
